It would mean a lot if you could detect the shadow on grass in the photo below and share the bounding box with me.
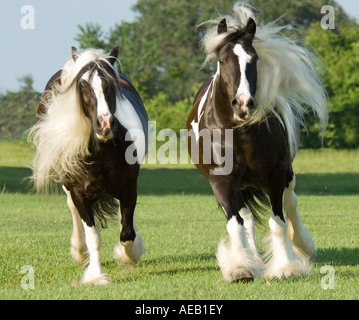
[295,173,359,196]
[103,252,218,282]
[1,166,358,196]
[316,247,359,266]
[138,168,212,195]
[141,252,216,267]
[0,166,33,194]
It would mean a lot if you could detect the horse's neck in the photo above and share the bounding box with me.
[208,78,233,128]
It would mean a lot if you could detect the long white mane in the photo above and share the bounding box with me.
[29,49,117,192]
[201,2,328,156]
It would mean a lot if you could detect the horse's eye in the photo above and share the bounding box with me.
[218,59,224,65]
[78,80,88,90]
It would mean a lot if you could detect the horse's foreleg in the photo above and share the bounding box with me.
[239,206,263,264]
[69,188,111,285]
[63,185,88,266]
[284,174,316,261]
[264,179,313,278]
[210,174,262,282]
[114,183,145,266]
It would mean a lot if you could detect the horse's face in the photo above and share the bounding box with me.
[76,47,119,142]
[217,18,258,121]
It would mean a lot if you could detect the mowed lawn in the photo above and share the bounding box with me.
[0,141,358,300]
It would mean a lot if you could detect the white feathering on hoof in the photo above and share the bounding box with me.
[263,217,313,279]
[114,233,146,266]
[217,237,264,281]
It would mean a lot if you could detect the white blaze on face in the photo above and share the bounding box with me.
[233,43,252,106]
[90,70,111,117]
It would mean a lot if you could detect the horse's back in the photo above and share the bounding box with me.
[37,69,62,118]
[119,74,148,129]
[117,74,149,154]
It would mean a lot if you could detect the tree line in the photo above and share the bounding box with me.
[1,0,358,148]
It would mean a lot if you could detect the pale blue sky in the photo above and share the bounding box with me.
[0,0,358,93]
[0,0,137,93]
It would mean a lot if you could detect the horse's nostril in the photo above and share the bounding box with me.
[96,117,102,130]
[103,128,111,137]
[247,99,255,109]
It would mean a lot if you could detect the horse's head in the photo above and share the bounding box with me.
[216,18,258,122]
[73,46,120,142]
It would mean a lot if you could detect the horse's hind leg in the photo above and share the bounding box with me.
[114,183,145,266]
[284,174,316,261]
[264,176,313,278]
[67,187,111,285]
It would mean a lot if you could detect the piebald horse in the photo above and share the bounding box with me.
[187,4,328,282]
[30,47,148,285]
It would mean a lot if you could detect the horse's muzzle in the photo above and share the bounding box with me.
[96,114,114,141]
[232,97,256,121]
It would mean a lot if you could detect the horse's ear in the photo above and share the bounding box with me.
[218,18,227,34]
[243,18,256,41]
[107,46,119,65]
[72,46,79,62]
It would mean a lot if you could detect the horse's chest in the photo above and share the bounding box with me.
[80,147,138,198]
[232,133,287,189]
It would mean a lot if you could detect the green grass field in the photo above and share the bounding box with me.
[0,141,358,300]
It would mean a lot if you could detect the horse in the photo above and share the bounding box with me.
[29,46,148,285]
[187,3,328,282]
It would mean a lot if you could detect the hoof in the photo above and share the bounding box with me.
[81,274,113,286]
[232,269,254,283]
[264,259,313,279]
[114,233,145,266]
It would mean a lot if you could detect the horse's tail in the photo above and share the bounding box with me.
[241,189,270,225]
[93,195,119,228]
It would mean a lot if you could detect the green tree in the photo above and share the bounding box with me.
[18,75,34,92]
[0,76,39,140]
[75,23,106,49]
[74,0,357,147]
[251,0,348,25]
[303,21,359,148]
[76,0,240,101]
[76,0,348,102]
